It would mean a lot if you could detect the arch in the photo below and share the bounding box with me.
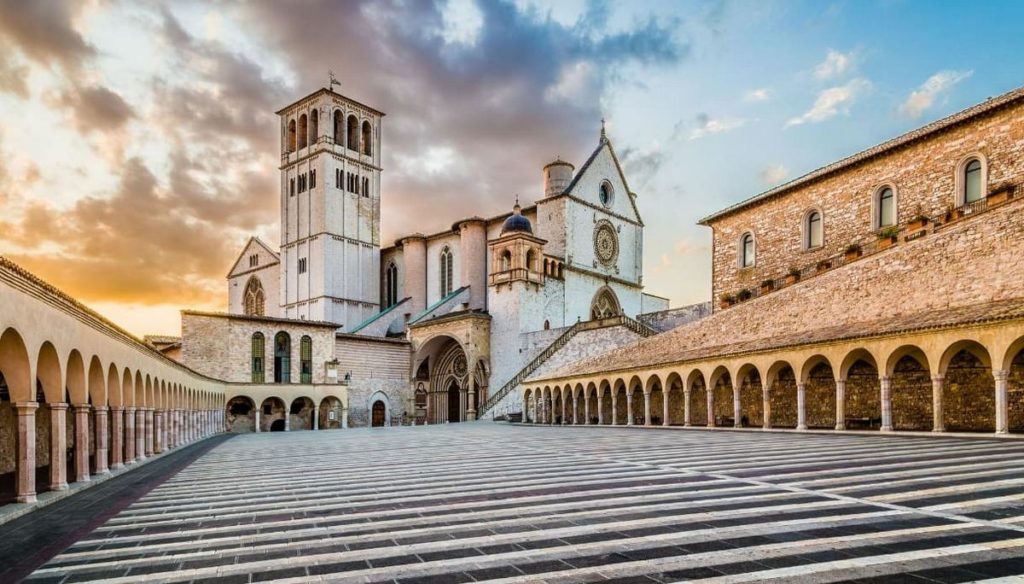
[368,390,391,427]
[332,108,343,144]
[384,261,399,308]
[734,363,762,428]
[309,109,318,144]
[274,332,291,383]
[664,372,683,425]
[37,342,63,404]
[886,346,932,431]
[107,364,122,407]
[598,379,612,425]
[873,184,897,229]
[644,374,664,426]
[287,119,296,152]
[251,332,265,383]
[599,180,614,207]
[768,361,798,429]
[803,207,823,249]
[940,339,994,432]
[225,395,256,433]
[686,369,708,427]
[0,329,31,403]
[134,371,144,407]
[802,357,837,429]
[500,249,512,272]
[526,249,536,272]
[259,397,286,432]
[319,396,344,429]
[289,396,315,430]
[590,286,620,320]
[66,350,86,406]
[361,120,372,156]
[243,277,266,316]
[87,356,105,406]
[298,114,308,149]
[347,115,359,150]
[841,348,881,430]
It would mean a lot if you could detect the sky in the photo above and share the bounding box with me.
[0,0,1023,337]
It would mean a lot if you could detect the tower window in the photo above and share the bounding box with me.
[249,254,259,268]
[335,168,341,189]
[298,258,308,274]
[333,109,343,144]
[290,178,295,197]
[362,120,372,156]
[287,119,296,152]
[310,170,316,189]
[964,158,983,203]
[599,181,614,207]
[384,261,398,308]
[298,114,308,149]
[347,115,359,150]
[362,177,370,197]
[439,247,453,297]
[310,110,318,144]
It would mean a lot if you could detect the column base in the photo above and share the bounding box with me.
[835,424,845,431]
[932,426,945,432]
[881,425,893,432]
[111,463,123,471]
[51,482,69,491]
[16,493,37,504]
[797,424,807,431]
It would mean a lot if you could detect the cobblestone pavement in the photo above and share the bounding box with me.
[23,424,1024,583]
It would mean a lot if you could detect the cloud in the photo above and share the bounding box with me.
[686,113,747,140]
[0,0,95,73]
[0,52,29,98]
[744,88,769,102]
[619,143,665,189]
[898,70,973,119]
[786,78,871,127]
[674,239,707,257]
[759,164,789,185]
[56,85,136,133]
[813,49,854,80]
[441,0,485,46]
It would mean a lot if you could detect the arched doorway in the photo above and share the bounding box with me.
[371,400,386,427]
[590,286,621,320]
[225,396,256,433]
[447,381,461,423]
[270,419,285,432]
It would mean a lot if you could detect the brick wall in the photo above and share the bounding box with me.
[706,98,1024,305]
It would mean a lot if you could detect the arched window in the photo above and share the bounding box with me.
[298,114,308,149]
[599,181,614,207]
[964,158,983,203]
[347,115,359,150]
[333,109,343,144]
[384,261,398,308]
[805,210,823,249]
[299,336,312,384]
[309,110,318,145]
[362,120,372,156]
[439,247,454,297]
[362,177,370,197]
[274,332,291,384]
[877,187,896,228]
[591,287,621,320]
[740,233,755,268]
[287,119,296,152]
[251,333,265,383]
[244,277,266,316]
[526,249,536,272]
[501,250,512,272]
[543,319,550,330]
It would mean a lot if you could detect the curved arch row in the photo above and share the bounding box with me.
[523,323,1024,436]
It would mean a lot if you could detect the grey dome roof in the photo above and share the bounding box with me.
[501,204,532,235]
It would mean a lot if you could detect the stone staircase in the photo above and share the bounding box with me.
[479,315,657,418]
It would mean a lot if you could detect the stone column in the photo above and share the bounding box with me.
[153,411,162,453]
[597,392,604,425]
[124,407,136,464]
[73,404,90,483]
[643,390,652,426]
[342,407,349,429]
[466,377,477,422]
[835,379,846,431]
[255,410,261,433]
[626,391,634,426]
[135,408,146,461]
[571,395,578,425]
[662,391,669,427]
[880,376,893,432]
[611,392,618,426]
[995,369,1009,434]
[15,402,39,503]
[283,411,291,432]
[797,383,807,430]
[145,408,154,456]
[110,406,123,470]
[707,390,715,428]
[313,406,320,430]
[94,406,109,474]
[49,403,69,491]
[931,376,945,432]
[763,384,772,429]
[683,389,691,426]
[733,386,741,428]
[584,393,590,424]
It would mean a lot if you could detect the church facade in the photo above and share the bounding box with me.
[193,87,669,427]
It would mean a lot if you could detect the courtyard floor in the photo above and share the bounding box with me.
[15,424,1024,583]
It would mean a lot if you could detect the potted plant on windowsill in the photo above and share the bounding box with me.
[737,288,753,302]
[785,267,801,286]
[988,184,1016,205]
[719,293,736,309]
[844,243,863,262]
[877,226,900,249]
[816,259,832,274]
[760,279,775,294]
[908,208,929,232]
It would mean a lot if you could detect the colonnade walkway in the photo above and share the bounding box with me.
[21,423,1024,582]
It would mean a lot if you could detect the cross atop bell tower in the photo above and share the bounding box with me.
[275,86,386,329]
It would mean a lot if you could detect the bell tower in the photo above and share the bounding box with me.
[276,87,385,329]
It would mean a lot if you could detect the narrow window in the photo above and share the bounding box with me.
[965,159,983,203]
[300,336,312,384]
[274,332,291,384]
[440,247,453,296]
[333,109,343,144]
[347,115,359,150]
[290,178,295,197]
[740,233,754,268]
[310,169,316,189]
[806,211,823,248]
[309,110,318,144]
[251,333,265,383]
[878,187,895,227]
[501,250,512,271]
[298,114,308,149]
[287,119,296,152]
[362,120,372,156]
[362,177,370,197]
[384,262,398,308]
[298,258,307,274]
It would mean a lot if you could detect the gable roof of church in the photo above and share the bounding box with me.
[226,236,280,279]
[557,135,644,226]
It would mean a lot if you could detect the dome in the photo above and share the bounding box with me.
[501,203,532,235]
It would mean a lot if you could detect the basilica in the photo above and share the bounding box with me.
[179,86,670,429]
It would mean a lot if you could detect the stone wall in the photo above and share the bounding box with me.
[707,94,1024,305]
[638,302,712,333]
[334,334,411,426]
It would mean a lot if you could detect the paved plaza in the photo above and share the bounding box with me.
[18,425,1024,583]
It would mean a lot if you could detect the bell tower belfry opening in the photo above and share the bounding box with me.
[276,87,385,329]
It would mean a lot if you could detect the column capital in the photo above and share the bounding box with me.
[49,402,70,412]
[72,403,91,413]
[993,369,1009,382]
[879,375,891,384]
[110,405,124,413]
[931,374,945,383]
[14,401,39,413]
[94,405,109,414]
